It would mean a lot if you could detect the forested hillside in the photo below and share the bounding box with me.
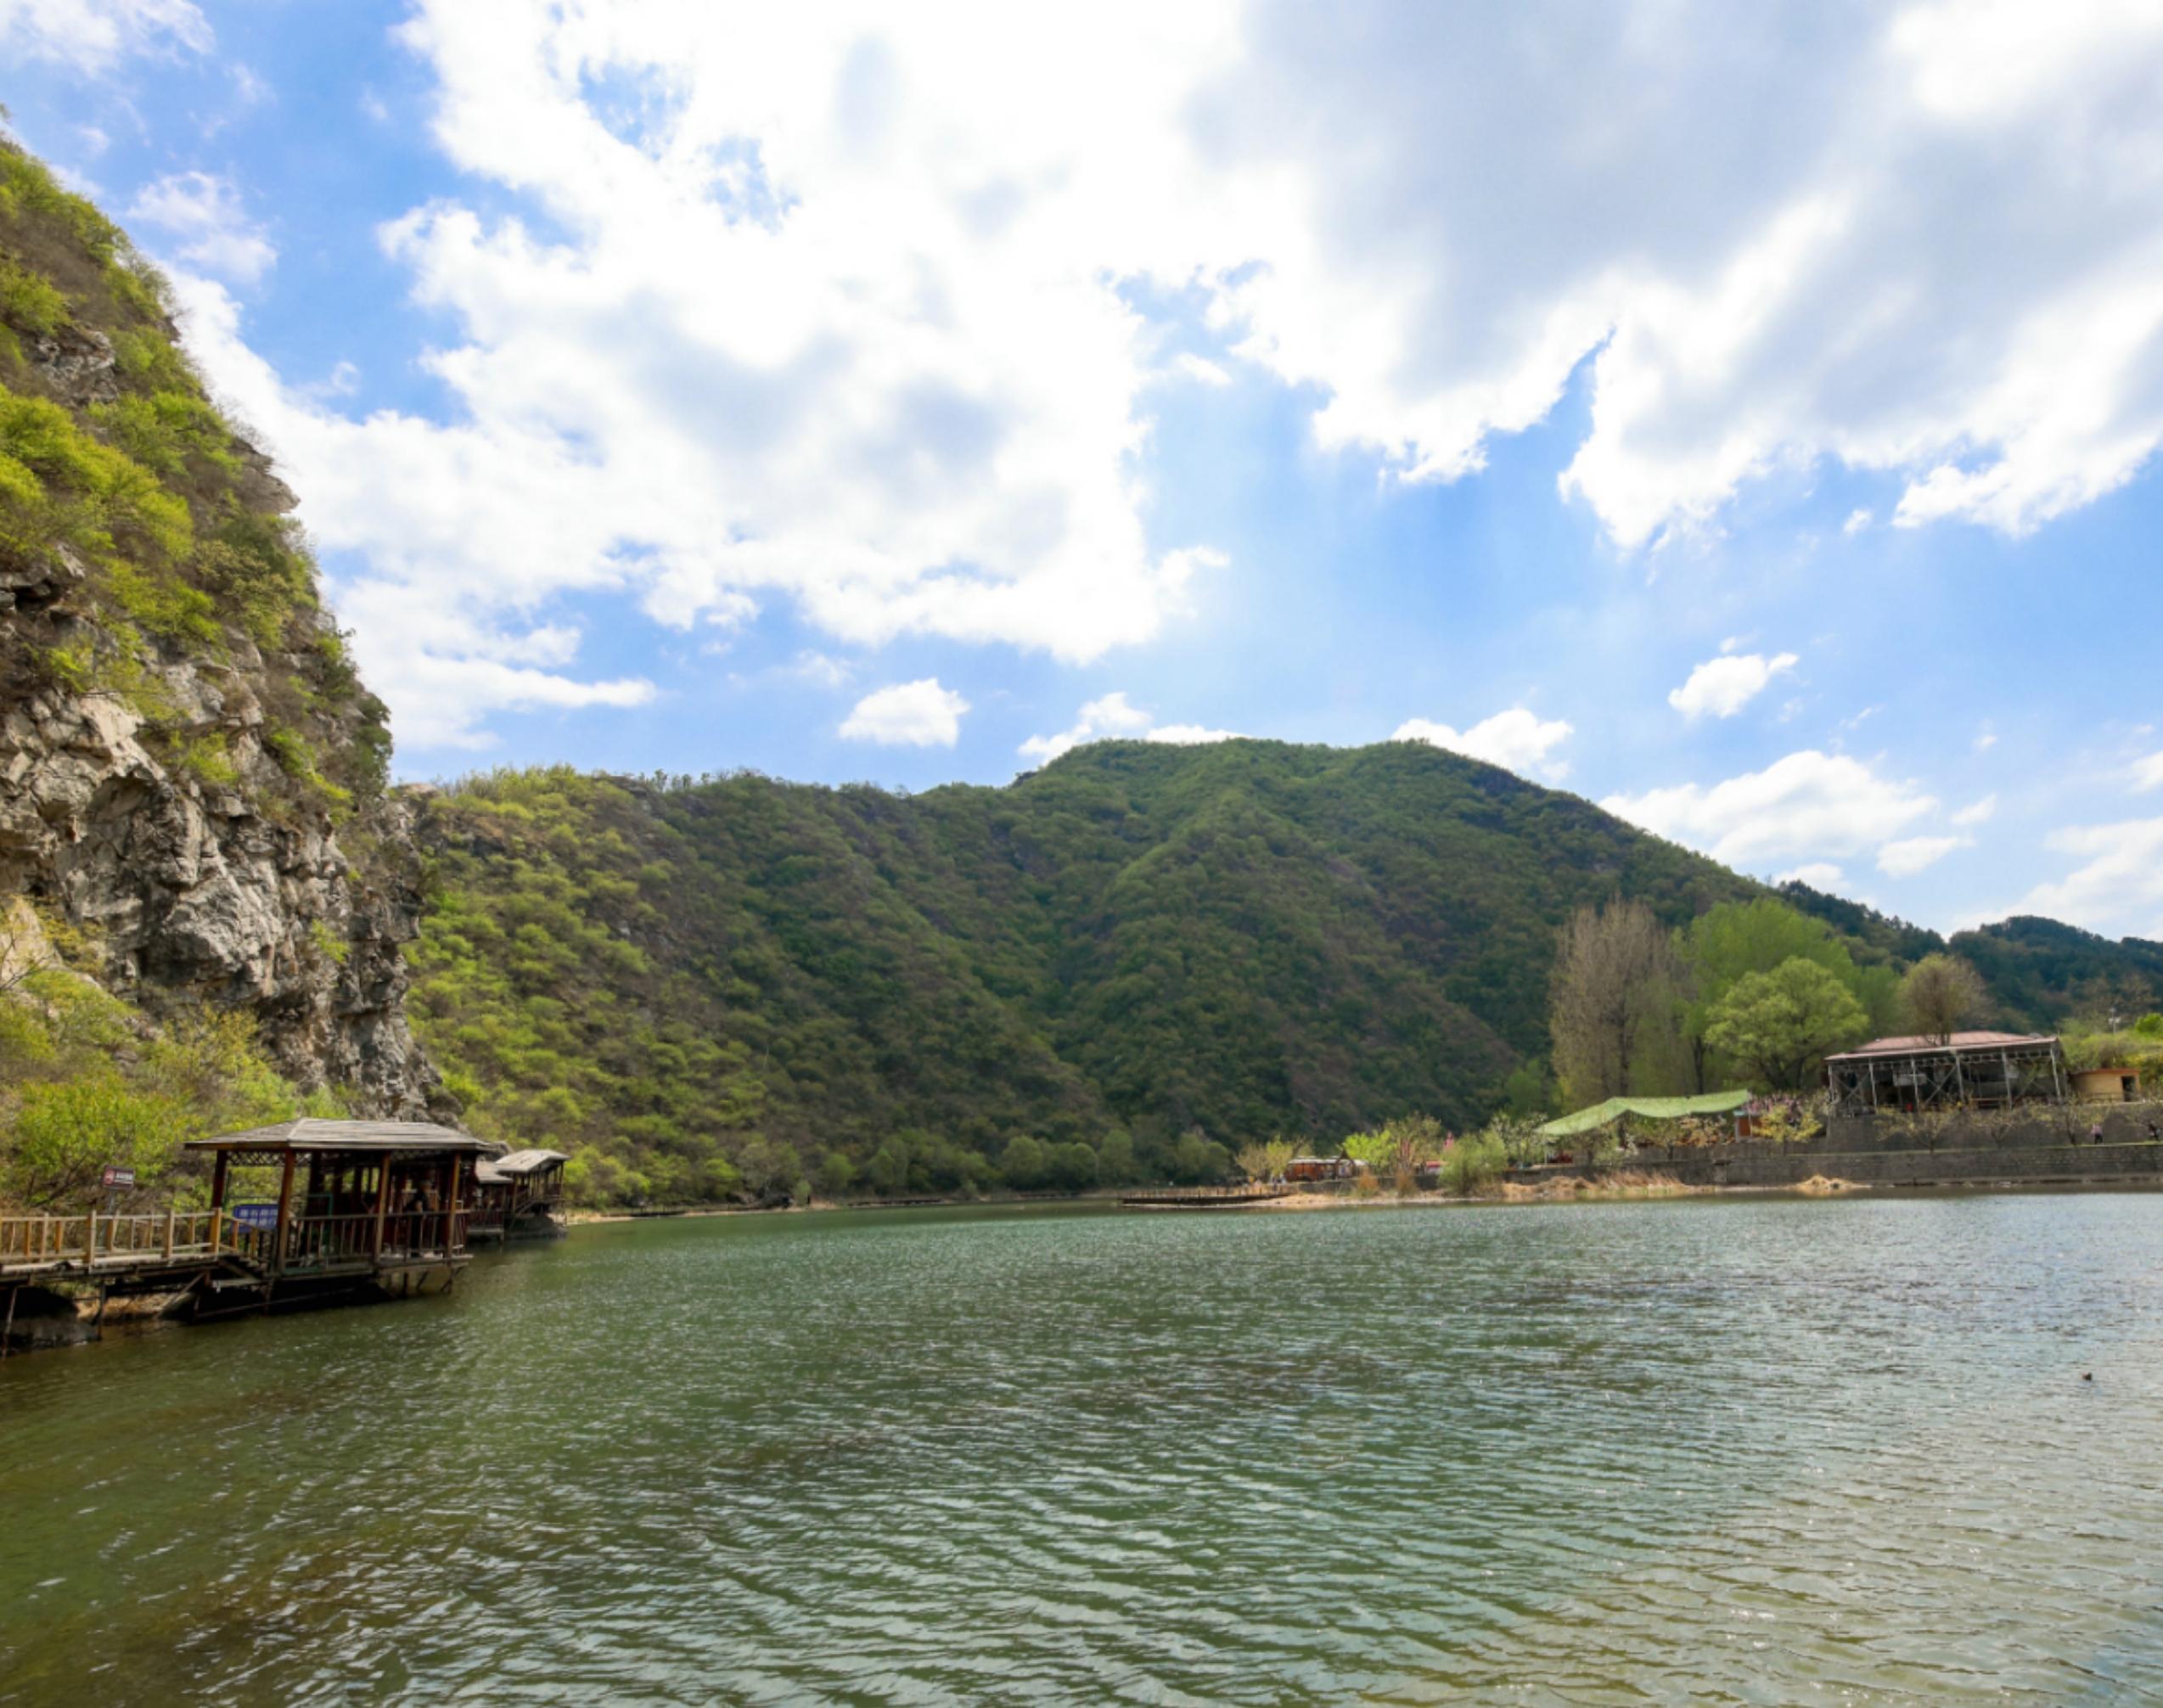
[408,744,2163,1205]
[407,744,1767,1200]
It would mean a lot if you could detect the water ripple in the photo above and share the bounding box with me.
[4,1195,2163,1704]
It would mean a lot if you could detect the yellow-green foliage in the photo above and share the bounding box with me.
[91,390,238,478]
[194,511,315,648]
[0,978,308,1211]
[0,259,67,338]
[309,919,351,966]
[170,731,241,788]
[265,727,352,811]
[111,328,194,390]
[0,384,194,580]
[0,146,168,314]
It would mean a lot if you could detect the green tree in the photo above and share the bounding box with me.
[1168,1130,1230,1183]
[1703,958,1870,1090]
[7,1075,187,1207]
[1679,898,1895,1087]
[1000,1133,1048,1189]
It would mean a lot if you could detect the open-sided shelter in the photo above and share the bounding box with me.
[1823,1032,2065,1117]
[185,1118,500,1300]
[471,1149,570,1239]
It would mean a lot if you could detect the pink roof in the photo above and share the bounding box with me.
[1825,1031,2058,1061]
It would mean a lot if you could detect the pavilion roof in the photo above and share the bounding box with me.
[184,1118,499,1155]
[1824,1031,2058,1063]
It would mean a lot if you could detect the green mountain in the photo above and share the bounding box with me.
[407,750,2163,1204]
[406,745,1762,1200]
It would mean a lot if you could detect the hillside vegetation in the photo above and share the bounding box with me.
[0,140,436,1212]
[408,744,1766,1201]
[408,747,2163,1206]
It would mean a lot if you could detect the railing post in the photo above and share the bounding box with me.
[84,1211,96,1266]
[163,1209,176,1261]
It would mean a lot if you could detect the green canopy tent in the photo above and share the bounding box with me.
[1537,1090,1752,1139]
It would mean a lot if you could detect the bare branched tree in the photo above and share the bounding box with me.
[1899,953,1986,1044]
[1549,898,1683,1107]
[0,900,56,1000]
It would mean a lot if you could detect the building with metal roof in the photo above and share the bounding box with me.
[1824,1031,2065,1116]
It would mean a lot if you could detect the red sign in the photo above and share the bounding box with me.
[101,1166,136,1189]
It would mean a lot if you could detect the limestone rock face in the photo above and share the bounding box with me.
[0,674,444,1118]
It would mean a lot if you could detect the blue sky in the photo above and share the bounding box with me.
[8,1,2163,939]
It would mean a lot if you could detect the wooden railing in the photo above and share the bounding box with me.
[1,1207,475,1276]
[0,1211,224,1273]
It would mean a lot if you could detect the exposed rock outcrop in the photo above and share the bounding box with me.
[0,667,442,1116]
[0,135,444,1120]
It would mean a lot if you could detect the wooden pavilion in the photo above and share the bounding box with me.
[470,1149,570,1240]
[184,1117,501,1308]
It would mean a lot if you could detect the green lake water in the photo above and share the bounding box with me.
[3,1194,2162,1705]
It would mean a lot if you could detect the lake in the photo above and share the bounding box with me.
[3,1194,2162,1704]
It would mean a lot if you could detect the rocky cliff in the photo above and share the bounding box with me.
[0,139,440,1115]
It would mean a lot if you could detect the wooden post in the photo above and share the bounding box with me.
[210,1151,229,1211]
[271,1148,296,1278]
[371,1158,393,1263]
[163,1208,176,1261]
[447,1155,463,1252]
[84,1210,96,1267]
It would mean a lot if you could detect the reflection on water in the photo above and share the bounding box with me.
[4,1194,2162,1704]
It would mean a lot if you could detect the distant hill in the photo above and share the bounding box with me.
[406,743,2163,1202]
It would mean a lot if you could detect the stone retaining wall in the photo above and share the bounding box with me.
[1534,1105,2163,1191]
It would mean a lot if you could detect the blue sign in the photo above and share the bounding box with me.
[229,1203,281,1230]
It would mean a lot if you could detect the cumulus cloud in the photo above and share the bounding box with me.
[1667,649,1798,720]
[1602,750,1935,868]
[2014,817,2163,938]
[1020,690,1237,762]
[129,172,276,284]
[840,677,969,746]
[0,0,208,71]
[1876,834,1970,877]
[147,2,2163,748]
[2132,751,2163,792]
[1952,793,1997,826]
[1775,862,1846,890]
[1393,709,1572,780]
[1203,3,2163,545]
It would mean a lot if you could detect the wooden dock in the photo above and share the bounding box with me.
[1117,1186,1291,1211]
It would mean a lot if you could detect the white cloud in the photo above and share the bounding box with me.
[0,0,208,70]
[152,2,2163,749]
[840,677,969,747]
[1019,689,1237,762]
[1393,708,1572,780]
[1602,750,1935,868]
[1775,862,1846,890]
[1876,834,1971,877]
[1667,649,1798,720]
[788,650,854,689]
[1843,508,1872,536]
[2014,816,2163,937]
[1204,5,2163,547]
[129,172,275,284]
[1080,690,1154,735]
[1974,726,1999,752]
[1951,793,1997,826]
[2132,751,2163,792]
[1171,351,1233,387]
